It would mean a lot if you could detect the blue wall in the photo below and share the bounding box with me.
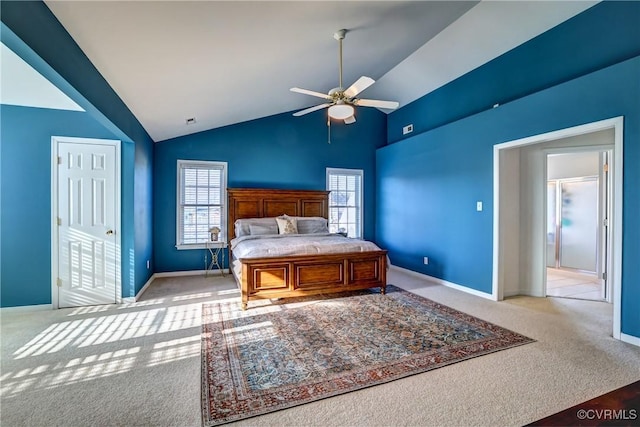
[132,138,153,296]
[377,0,640,337]
[387,1,640,144]
[1,1,154,299]
[0,106,122,306]
[154,108,386,272]
[2,0,639,342]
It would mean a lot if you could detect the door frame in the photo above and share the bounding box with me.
[492,116,623,340]
[51,136,122,309]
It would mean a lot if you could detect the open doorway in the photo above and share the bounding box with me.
[545,151,610,301]
[493,117,623,339]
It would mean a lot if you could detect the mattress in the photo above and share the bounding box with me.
[230,233,383,259]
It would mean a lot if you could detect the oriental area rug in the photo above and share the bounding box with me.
[201,286,534,426]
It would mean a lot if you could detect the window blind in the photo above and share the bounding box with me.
[326,168,363,238]
[177,160,227,247]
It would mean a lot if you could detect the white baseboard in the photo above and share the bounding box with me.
[502,288,545,298]
[502,289,523,298]
[621,332,640,348]
[390,265,494,300]
[0,303,53,312]
[132,273,157,302]
[153,269,228,278]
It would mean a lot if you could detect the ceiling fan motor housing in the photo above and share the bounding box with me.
[328,87,346,99]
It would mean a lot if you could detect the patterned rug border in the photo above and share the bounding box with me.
[201,285,535,426]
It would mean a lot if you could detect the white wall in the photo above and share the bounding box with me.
[548,151,599,180]
[498,148,521,297]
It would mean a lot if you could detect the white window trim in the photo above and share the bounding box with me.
[326,167,363,239]
[176,160,227,250]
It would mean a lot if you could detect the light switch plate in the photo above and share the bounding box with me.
[476,201,483,211]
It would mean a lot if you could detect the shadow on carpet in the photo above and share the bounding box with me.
[201,285,534,426]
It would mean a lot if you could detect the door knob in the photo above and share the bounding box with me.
[106,229,114,235]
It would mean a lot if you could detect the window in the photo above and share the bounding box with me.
[176,160,227,249]
[326,168,363,238]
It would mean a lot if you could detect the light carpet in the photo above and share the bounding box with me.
[1,269,639,426]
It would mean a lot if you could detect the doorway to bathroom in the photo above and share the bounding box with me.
[545,150,611,301]
[494,116,623,339]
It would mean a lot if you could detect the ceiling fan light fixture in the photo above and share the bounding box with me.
[291,29,398,122]
[328,102,354,120]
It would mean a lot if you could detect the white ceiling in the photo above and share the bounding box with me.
[14,1,598,142]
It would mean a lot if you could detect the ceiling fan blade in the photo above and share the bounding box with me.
[344,115,356,125]
[343,76,375,98]
[355,99,399,110]
[292,103,332,117]
[290,87,332,100]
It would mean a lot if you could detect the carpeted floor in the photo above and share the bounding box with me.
[201,286,534,425]
[1,267,639,426]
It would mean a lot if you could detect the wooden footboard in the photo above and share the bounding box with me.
[237,250,387,310]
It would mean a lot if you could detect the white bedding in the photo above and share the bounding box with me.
[230,233,383,259]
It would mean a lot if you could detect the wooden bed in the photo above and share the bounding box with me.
[227,188,387,310]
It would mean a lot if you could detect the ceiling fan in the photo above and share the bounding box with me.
[290,29,399,124]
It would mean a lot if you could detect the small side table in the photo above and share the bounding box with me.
[206,241,226,276]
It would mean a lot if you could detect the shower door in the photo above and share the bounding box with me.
[547,177,598,273]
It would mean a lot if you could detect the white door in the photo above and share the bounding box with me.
[55,139,119,307]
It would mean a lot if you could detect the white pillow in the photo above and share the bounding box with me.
[234,218,278,237]
[249,224,278,236]
[296,217,329,234]
[276,215,298,234]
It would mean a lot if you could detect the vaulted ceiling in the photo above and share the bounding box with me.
[9,1,598,142]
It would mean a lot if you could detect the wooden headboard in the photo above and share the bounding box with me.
[227,188,329,241]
